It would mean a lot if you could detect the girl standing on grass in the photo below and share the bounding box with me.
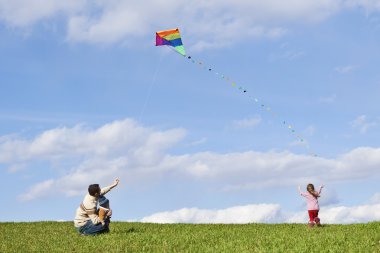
[298,183,324,228]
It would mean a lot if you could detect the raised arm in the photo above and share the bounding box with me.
[110,178,120,189]
[317,184,324,195]
[298,186,305,196]
[100,178,120,195]
[298,185,309,197]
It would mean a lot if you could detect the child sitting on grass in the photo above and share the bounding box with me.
[298,183,324,228]
[98,195,110,225]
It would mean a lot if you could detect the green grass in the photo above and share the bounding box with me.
[1,222,379,252]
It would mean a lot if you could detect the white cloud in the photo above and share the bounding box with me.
[0,119,186,200]
[344,0,380,12]
[0,118,186,163]
[0,0,86,27]
[7,163,26,173]
[65,0,321,47]
[165,147,380,190]
[188,137,207,146]
[288,192,380,223]
[351,115,377,133]
[2,119,380,200]
[19,157,127,200]
[334,65,357,73]
[2,0,379,47]
[142,199,380,224]
[231,116,262,129]
[321,204,380,223]
[319,94,337,103]
[318,188,340,206]
[18,179,55,201]
[370,192,380,203]
[141,204,283,224]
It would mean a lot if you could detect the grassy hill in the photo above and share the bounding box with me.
[1,222,379,252]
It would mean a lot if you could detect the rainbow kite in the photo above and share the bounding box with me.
[156,28,186,56]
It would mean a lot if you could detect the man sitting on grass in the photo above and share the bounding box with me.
[74,178,119,236]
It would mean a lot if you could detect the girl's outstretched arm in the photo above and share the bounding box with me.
[298,186,306,196]
[317,184,324,195]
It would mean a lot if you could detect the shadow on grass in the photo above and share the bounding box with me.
[125,227,137,233]
[112,227,139,235]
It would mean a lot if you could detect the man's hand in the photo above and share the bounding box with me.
[110,178,120,189]
[106,209,112,217]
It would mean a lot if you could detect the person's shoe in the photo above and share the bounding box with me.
[308,222,315,228]
[315,217,321,227]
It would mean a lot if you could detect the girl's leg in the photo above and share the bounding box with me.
[314,210,321,226]
[307,210,315,227]
[308,210,315,222]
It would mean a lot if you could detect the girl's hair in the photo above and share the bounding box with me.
[307,184,319,198]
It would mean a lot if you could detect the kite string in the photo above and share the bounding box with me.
[139,53,164,121]
[185,54,317,156]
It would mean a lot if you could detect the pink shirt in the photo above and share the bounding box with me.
[299,186,322,210]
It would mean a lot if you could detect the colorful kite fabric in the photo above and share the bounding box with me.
[156,28,186,56]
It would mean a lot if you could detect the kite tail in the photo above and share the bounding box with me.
[183,54,318,157]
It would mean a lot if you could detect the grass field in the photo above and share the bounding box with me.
[1,222,379,252]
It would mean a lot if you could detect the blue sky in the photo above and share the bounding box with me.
[1,0,380,223]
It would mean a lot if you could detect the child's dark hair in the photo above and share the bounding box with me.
[307,184,319,198]
[88,184,100,196]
